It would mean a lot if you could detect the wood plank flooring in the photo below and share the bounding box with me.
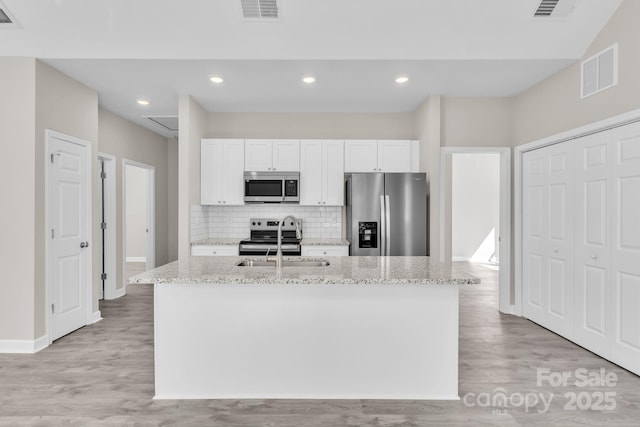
[1,263,639,426]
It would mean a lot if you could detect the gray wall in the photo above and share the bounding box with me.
[98,108,173,290]
[0,58,37,341]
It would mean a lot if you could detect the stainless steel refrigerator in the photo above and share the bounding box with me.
[345,173,427,256]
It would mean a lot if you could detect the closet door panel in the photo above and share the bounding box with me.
[573,132,612,355]
[611,122,640,375]
[523,150,548,324]
[544,143,574,337]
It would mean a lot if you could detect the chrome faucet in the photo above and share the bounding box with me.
[267,214,301,269]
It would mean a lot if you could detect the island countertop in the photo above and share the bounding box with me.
[129,256,479,285]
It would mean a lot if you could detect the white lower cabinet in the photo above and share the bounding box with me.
[191,245,239,256]
[301,246,349,257]
[522,120,640,375]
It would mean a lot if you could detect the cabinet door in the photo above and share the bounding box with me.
[344,140,378,172]
[192,245,239,256]
[272,140,300,171]
[299,140,323,206]
[573,132,612,356]
[245,139,272,171]
[222,140,245,205]
[201,139,224,205]
[378,140,413,172]
[323,140,345,206]
[610,121,640,375]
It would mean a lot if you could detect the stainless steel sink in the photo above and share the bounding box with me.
[237,259,330,267]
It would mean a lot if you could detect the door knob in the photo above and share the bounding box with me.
[80,241,89,248]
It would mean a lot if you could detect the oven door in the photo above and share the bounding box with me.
[244,178,284,203]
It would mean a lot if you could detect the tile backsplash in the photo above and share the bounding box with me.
[191,204,342,241]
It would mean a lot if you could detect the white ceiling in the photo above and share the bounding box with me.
[0,0,623,137]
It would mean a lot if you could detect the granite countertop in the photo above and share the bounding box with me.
[300,238,350,246]
[129,256,479,285]
[191,238,240,246]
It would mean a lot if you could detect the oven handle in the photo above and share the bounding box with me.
[240,244,300,250]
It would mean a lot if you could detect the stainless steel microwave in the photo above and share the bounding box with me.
[244,171,300,203]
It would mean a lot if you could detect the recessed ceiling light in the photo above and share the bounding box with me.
[137,99,150,106]
[210,76,224,84]
[395,76,409,84]
[302,76,316,84]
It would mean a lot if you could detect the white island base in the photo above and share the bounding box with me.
[154,282,460,400]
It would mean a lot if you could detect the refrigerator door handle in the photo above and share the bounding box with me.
[380,195,386,256]
[385,194,391,255]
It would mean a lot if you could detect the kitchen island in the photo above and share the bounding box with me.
[130,256,479,400]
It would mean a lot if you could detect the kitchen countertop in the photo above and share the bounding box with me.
[190,238,240,246]
[129,256,479,285]
[300,238,350,246]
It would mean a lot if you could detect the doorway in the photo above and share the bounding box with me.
[123,160,155,288]
[46,130,93,342]
[98,153,118,299]
[440,147,511,313]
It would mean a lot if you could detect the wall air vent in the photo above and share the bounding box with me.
[533,0,576,18]
[581,44,618,99]
[241,0,279,19]
[145,116,179,132]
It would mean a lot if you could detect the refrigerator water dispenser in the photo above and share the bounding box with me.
[358,222,378,248]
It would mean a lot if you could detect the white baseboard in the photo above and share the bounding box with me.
[452,256,471,262]
[0,335,49,353]
[126,256,147,263]
[104,286,126,300]
[88,311,102,324]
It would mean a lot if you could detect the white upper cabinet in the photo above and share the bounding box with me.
[201,139,245,205]
[300,140,344,206]
[344,140,378,172]
[344,140,418,172]
[245,139,300,171]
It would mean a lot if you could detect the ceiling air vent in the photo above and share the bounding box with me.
[241,0,279,19]
[0,8,12,24]
[145,116,179,133]
[581,44,618,99]
[534,0,558,16]
[533,0,575,18]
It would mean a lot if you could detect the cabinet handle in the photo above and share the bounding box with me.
[218,201,221,204]
[323,202,326,204]
[591,254,598,260]
[318,201,321,204]
[212,251,217,255]
[223,201,226,204]
[553,249,559,253]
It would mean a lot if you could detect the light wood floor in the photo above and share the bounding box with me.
[1,263,639,426]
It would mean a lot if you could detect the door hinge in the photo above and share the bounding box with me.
[51,229,55,239]
[51,303,55,313]
[100,222,107,230]
[100,171,106,179]
[101,273,108,280]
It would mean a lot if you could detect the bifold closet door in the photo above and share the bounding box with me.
[610,121,640,375]
[573,132,613,357]
[523,142,574,337]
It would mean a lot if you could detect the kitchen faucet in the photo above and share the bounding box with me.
[267,214,301,269]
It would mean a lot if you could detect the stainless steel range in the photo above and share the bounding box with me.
[239,218,303,256]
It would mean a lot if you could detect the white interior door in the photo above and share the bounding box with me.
[573,131,612,356]
[610,121,640,374]
[49,134,90,341]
